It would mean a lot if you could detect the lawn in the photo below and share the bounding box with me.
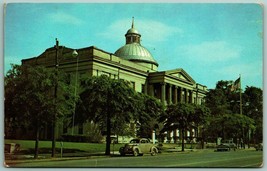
[5,139,125,155]
[5,139,198,157]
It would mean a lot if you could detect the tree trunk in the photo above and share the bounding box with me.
[51,118,56,157]
[34,124,40,159]
[201,128,204,149]
[181,128,185,152]
[105,112,111,155]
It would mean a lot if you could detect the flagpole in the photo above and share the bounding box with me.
[239,74,242,115]
[239,74,245,148]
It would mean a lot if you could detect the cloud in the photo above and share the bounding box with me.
[47,12,85,26]
[98,19,183,44]
[218,60,263,88]
[137,19,183,42]
[216,60,262,78]
[177,41,242,63]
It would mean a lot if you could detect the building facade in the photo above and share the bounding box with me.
[22,19,207,142]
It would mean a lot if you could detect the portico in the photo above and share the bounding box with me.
[147,69,200,105]
[147,69,206,143]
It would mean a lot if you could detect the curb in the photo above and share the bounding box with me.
[5,152,120,166]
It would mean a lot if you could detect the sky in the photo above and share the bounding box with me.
[4,3,263,90]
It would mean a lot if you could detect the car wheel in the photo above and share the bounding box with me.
[133,149,139,157]
[151,148,157,156]
[120,152,125,156]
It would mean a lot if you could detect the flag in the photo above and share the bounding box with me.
[231,77,241,92]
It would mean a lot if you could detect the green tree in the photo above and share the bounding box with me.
[5,64,76,159]
[205,81,260,144]
[136,93,165,138]
[159,103,195,151]
[206,113,255,145]
[75,75,140,155]
[191,104,211,148]
[205,80,233,116]
[205,80,240,141]
[243,86,263,143]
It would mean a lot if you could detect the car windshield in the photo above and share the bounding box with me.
[130,139,140,143]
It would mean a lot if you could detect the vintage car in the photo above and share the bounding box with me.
[119,138,158,156]
[216,140,237,151]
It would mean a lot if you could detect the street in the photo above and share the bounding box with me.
[8,149,263,168]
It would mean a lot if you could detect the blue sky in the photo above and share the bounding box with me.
[4,3,263,89]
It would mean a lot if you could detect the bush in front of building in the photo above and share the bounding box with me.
[61,134,103,143]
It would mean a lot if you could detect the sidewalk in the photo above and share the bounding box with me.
[4,151,121,165]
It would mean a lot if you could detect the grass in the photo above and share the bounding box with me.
[5,139,125,155]
[5,139,198,157]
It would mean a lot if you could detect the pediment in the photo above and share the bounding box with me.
[165,68,196,84]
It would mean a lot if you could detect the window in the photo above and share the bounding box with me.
[136,37,140,43]
[141,84,145,93]
[141,140,146,143]
[126,37,131,43]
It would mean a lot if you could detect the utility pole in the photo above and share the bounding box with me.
[52,38,59,157]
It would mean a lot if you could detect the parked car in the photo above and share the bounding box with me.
[216,139,237,151]
[255,143,263,151]
[119,138,158,156]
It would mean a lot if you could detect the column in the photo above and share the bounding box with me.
[196,92,199,104]
[177,129,180,143]
[168,84,172,104]
[174,86,178,104]
[189,90,193,103]
[179,87,183,103]
[170,131,174,143]
[173,129,178,143]
[161,83,166,105]
[149,84,154,97]
[184,89,188,103]
[144,83,148,95]
[152,130,156,144]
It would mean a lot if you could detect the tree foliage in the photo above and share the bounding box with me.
[243,86,263,143]
[205,80,233,116]
[5,64,76,158]
[136,93,165,138]
[75,75,141,155]
[205,81,262,143]
[159,103,210,151]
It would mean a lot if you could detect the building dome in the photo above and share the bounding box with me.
[115,17,158,66]
[126,28,139,35]
[115,43,158,66]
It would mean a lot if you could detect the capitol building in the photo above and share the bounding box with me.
[22,19,207,142]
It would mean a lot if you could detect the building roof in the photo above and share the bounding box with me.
[126,27,140,35]
[115,43,158,66]
[115,18,158,66]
